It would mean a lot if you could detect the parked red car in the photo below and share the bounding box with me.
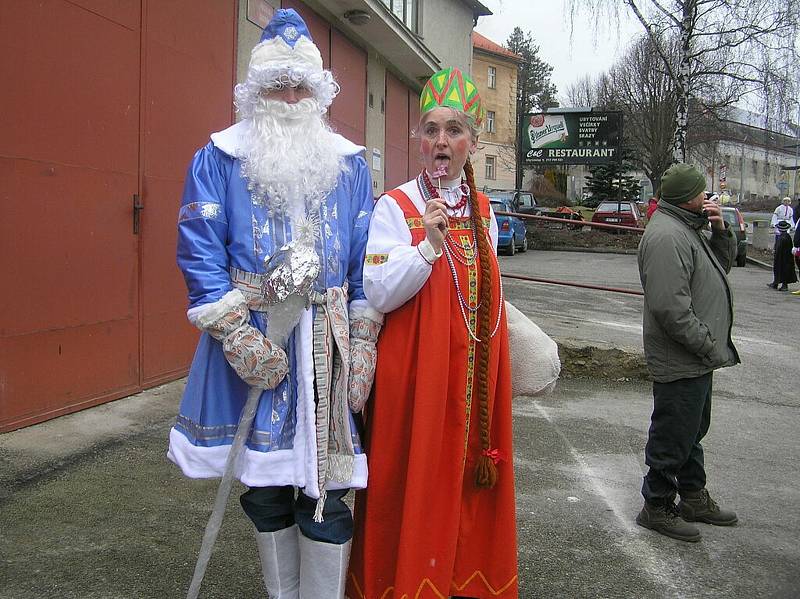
[591,200,643,230]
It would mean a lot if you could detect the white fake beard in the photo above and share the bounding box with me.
[239,98,345,216]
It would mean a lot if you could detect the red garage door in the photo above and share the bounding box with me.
[140,1,236,386]
[385,72,411,190]
[0,0,235,431]
[329,29,367,146]
[408,88,422,179]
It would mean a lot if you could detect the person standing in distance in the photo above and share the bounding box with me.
[771,197,795,236]
[636,163,740,542]
[767,220,797,291]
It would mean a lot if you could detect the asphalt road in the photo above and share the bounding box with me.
[0,250,797,598]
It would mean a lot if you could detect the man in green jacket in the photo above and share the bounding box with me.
[636,163,740,542]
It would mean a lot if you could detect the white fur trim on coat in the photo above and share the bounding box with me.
[167,427,367,491]
[348,299,383,325]
[188,289,245,327]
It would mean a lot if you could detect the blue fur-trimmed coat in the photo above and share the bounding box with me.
[167,121,373,498]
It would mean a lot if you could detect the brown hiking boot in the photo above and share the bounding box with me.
[678,488,738,526]
[636,501,701,543]
[636,501,701,542]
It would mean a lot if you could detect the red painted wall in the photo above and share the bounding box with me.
[0,0,236,431]
[385,72,411,190]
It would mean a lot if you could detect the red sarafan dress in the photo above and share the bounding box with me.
[348,182,518,599]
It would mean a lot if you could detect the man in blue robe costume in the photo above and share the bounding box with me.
[167,9,380,597]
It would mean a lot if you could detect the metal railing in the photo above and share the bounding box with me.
[493,209,645,297]
[494,210,646,233]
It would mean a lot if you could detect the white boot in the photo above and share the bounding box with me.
[298,533,351,599]
[255,524,300,598]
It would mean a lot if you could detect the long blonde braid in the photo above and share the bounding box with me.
[463,158,498,489]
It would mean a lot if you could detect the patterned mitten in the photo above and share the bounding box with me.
[196,290,288,389]
[348,315,382,412]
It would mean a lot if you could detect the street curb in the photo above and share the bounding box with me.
[745,256,772,270]
[529,245,638,256]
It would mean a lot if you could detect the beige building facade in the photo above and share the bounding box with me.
[470,31,521,191]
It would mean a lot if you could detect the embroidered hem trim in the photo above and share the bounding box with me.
[348,571,518,598]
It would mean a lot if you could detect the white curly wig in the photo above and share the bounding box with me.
[234,27,339,117]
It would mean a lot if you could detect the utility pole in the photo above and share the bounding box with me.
[516,110,523,191]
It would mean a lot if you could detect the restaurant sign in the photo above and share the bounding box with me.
[520,111,623,165]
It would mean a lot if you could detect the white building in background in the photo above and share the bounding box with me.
[688,108,798,203]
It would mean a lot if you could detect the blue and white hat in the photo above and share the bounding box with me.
[248,9,323,74]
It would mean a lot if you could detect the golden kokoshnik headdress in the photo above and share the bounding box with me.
[419,67,485,128]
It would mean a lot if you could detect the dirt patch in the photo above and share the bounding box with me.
[528,227,641,252]
[558,344,649,382]
[748,246,773,264]
[527,225,777,267]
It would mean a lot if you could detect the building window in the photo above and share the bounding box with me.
[485,155,496,180]
[486,110,496,133]
[488,66,497,89]
[381,0,418,33]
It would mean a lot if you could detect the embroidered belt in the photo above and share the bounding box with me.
[229,266,354,519]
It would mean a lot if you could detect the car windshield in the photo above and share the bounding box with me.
[489,192,514,202]
[596,201,632,213]
[490,199,511,211]
[517,193,534,207]
[721,209,738,227]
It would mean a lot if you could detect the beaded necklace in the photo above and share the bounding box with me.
[418,169,470,215]
[417,171,477,263]
[416,169,505,342]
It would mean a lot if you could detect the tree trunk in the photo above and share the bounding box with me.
[648,174,661,197]
[673,1,694,163]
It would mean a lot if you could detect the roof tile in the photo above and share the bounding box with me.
[472,31,522,62]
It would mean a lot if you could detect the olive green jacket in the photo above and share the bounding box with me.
[637,201,740,383]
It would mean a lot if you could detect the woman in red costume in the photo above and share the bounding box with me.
[348,67,518,599]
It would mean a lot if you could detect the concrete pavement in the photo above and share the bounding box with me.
[1,250,798,598]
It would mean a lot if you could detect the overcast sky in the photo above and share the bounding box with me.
[474,0,644,105]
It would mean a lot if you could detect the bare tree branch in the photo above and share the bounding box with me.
[566,0,800,163]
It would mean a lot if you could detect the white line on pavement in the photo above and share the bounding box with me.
[584,319,643,332]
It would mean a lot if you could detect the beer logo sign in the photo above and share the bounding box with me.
[527,114,568,148]
[520,110,622,165]
[529,114,545,128]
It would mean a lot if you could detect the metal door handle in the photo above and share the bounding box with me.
[133,193,144,234]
